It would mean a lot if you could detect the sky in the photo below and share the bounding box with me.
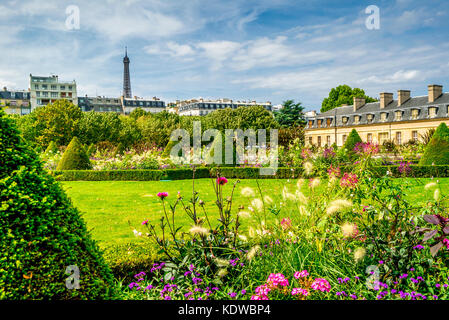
[0,0,448,111]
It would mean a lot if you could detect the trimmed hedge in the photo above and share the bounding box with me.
[56,136,91,170]
[53,165,449,181]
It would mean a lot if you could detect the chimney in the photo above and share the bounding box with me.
[397,90,410,106]
[380,92,393,109]
[428,84,443,103]
[353,97,365,112]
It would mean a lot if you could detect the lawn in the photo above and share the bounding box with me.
[61,177,449,248]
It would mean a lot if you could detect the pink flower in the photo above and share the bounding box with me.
[280,218,292,230]
[255,284,271,296]
[142,219,149,225]
[443,238,449,250]
[251,294,269,300]
[301,148,312,159]
[216,177,228,185]
[327,165,341,178]
[291,288,309,296]
[354,142,379,155]
[340,172,359,189]
[294,270,309,279]
[311,278,331,292]
[157,192,168,200]
[266,273,289,287]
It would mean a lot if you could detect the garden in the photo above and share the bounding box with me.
[2,101,449,301]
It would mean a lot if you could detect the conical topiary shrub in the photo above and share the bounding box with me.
[344,129,363,152]
[162,139,179,158]
[45,141,58,155]
[419,123,449,165]
[86,143,96,157]
[0,109,114,299]
[56,136,91,170]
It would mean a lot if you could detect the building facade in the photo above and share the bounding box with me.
[29,74,77,110]
[121,96,165,114]
[177,98,272,116]
[78,96,122,112]
[0,87,31,115]
[305,84,449,147]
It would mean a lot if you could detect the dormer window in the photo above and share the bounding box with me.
[326,118,332,127]
[342,116,348,124]
[308,120,314,128]
[429,107,437,118]
[380,112,388,122]
[317,119,322,128]
[395,111,403,121]
[411,109,419,120]
[367,114,374,123]
[354,115,360,124]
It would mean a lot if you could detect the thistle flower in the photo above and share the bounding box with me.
[241,187,255,197]
[326,199,352,215]
[251,198,264,212]
[354,247,366,263]
[157,192,168,200]
[190,225,210,236]
[216,177,228,185]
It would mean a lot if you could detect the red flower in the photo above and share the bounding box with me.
[216,177,228,185]
[157,192,168,200]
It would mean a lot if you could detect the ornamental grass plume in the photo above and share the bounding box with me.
[282,187,296,201]
[296,178,305,189]
[354,247,366,263]
[425,182,437,190]
[263,195,274,205]
[214,258,230,267]
[189,225,210,236]
[299,205,309,216]
[217,269,228,278]
[238,211,251,218]
[295,190,308,204]
[341,222,358,238]
[238,234,248,242]
[251,198,264,212]
[326,199,352,215]
[309,178,320,189]
[241,187,255,197]
[434,188,440,201]
[246,245,261,261]
[303,161,314,176]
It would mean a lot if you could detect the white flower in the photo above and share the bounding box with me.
[354,247,366,263]
[241,187,255,198]
[133,229,142,237]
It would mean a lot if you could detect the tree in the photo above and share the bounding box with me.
[78,111,122,146]
[33,99,83,147]
[56,136,91,170]
[129,107,148,120]
[419,123,449,165]
[321,85,377,113]
[344,129,363,152]
[0,109,114,299]
[274,100,305,128]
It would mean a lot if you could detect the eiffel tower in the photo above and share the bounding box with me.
[123,47,132,98]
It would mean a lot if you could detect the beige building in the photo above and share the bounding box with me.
[305,84,449,147]
[29,74,77,110]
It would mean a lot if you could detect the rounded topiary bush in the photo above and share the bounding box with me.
[56,136,91,170]
[419,123,449,165]
[0,109,114,299]
[344,129,362,152]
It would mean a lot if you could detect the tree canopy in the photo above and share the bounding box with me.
[321,85,377,113]
[274,100,305,128]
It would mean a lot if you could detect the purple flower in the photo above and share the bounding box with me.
[228,292,237,298]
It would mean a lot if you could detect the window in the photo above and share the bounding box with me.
[317,136,321,147]
[36,91,40,97]
[395,111,402,121]
[42,92,48,97]
[342,135,347,144]
[42,84,47,90]
[396,132,402,145]
[326,118,332,127]
[367,133,373,143]
[379,132,388,144]
[308,120,313,128]
[412,130,418,142]
[381,112,388,121]
[51,85,57,90]
[34,84,39,89]
[60,85,65,90]
[342,117,348,124]
[367,114,374,123]
[326,135,331,146]
[354,115,360,124]
[51,92,58,98]
[411,109,419,120]
[429,107,437,118]
[309,136,313,145]
[317,120,322,128]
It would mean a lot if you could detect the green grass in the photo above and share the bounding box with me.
[61,177,449,248]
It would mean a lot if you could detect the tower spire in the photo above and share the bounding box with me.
[123,46,132,98]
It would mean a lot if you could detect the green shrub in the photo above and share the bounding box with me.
[114,142,125,156]
[161,139,179,158]
[0,109,114,299]
[56,136,92,170]
[45,141,58,155]
[86,144,96,157]
[344,129,362,152]
[419,123,449,165]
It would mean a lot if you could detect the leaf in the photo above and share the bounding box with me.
[430,242,443,257]
[423,215,440,225]
[423,230,438,242]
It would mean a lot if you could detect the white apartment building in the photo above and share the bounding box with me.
[29,74,78,110]
[177,98,272,116]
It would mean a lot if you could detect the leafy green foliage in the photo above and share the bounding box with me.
[419,123,449,165]
[45,141,58,155]
[274,100,305,128]
[321,85,377,113]
[56,136,91,170]
[0,108,114,299]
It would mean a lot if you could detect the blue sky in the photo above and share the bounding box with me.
[0,0,448,111]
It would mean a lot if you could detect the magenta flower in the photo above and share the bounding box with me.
[294,270,309,279]
[280,217,292,230]
[291,288,309,296]
[266,273,289,287]
[142,219,149,225]
[216,177,228,185]
[340,172,359,189]
[157,192,168,200]
[311,278,331,292]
